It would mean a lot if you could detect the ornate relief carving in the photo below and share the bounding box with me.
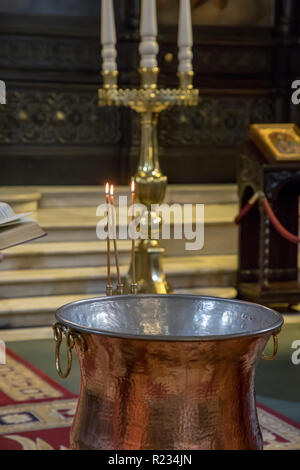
[158,95,275,146]
[193,47,272,75]
[239,153,258,184]
[238,152,262,199]
[0,35,272,76]
[0,37,99,70]
[0,88,121,145]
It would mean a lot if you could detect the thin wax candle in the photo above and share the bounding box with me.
[110,185,123,295]
[131,179,137,294]
[105,182,113,296]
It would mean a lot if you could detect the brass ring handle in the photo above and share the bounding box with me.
[262,332,279,361]
[53,323,86,379]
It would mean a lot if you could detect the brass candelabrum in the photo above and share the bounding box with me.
[99,68,199,294]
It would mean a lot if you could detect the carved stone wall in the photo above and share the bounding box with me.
[0,87,121,146]
[158,95,275,147]
[0,36,99,71]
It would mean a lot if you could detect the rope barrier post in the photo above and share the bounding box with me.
[258,197,270,290]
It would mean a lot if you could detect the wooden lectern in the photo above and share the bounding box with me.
[237,124,300,307]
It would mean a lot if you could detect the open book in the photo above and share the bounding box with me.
[0,202,46,250]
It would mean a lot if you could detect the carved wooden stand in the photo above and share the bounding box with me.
[237,141,300,307]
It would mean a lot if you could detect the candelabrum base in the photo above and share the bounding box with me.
[124,240,172,295]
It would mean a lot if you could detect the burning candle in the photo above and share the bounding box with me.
[131,179,138,295]
[105,182,113,296]
[110,185,123,295]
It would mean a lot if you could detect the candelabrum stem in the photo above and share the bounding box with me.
[98,75,199,295]
[136,111,167,210]
[127,110,170,294]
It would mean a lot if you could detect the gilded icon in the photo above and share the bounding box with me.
[250,124,300,163]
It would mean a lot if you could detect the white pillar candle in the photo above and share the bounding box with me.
[178,0,193,74]
[139,0,159,70]
[101,0,117,73]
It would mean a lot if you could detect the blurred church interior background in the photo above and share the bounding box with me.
[0,0,299,448]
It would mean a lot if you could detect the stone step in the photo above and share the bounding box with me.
[0,255,237,299]
[0,293,96,328]
[0,241,131,270]
[31,204,238,256]
[0,286,238,328]
[0,326,54,341]
[0,216,237,269]
[1,184,237,208]
[0,188,41,212]
[173,287,237,298]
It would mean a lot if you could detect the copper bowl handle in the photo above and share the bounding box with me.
[262,330,281,361]
[53,323,86,379]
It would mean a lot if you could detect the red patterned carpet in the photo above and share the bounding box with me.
[0,348,299,450]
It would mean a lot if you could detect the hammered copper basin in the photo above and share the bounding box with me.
[54,294,283,451]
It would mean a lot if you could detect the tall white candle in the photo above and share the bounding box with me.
[178,0,193,75]
[139,0,159,70]
[101,0,117,73]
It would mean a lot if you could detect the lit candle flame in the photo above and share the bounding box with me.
[105,182,110,195]
[110,184,114,196]
[131,179,135,194]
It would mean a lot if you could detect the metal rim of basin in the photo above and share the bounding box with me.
[55,294,284,342]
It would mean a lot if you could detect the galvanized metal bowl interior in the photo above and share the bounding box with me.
[55,294,283,341]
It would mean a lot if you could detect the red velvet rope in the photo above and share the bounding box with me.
[234,203,253,225]
[234,192,260,225]
[262,198,300,245]
[235,192,300,245]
